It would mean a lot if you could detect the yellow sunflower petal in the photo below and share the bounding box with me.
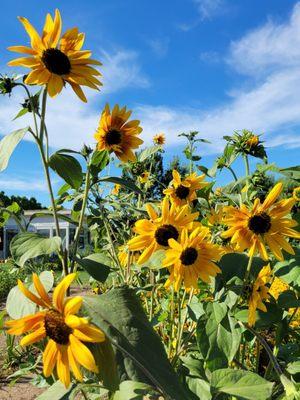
[43,339,58,377]
[18,279,46,307]
[73,325,105,343]
[261,182,283,210]
[20,326,46,346]
[67,345,83,381]
[53,273,77,313]
[69,334,98,373]
[32,273,52,307]
[56,346,70,388]
[63,296,83,316]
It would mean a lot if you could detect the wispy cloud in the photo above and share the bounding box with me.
[0,176,48,191]
[194,0,225,20]
[147,38,170,57]
[100,49,150,93]
[199,51,221,64]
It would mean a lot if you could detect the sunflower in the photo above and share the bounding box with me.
[164,170,208,207]
[222,182,300,261]
[111,184,121,196]
[139,171,150,184]
[127,197,199,265]
[94,104,143,162]
[248,264,272,326]
[5,273,105,388]
[163,227,222,291]
[246,135,259,148]
[153,133,165,145]
[8,9,102,102]
[293,186,300,201]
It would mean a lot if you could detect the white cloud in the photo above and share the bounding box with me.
[228,3,300,76]
[194,0,225,20]
[147,38,169,57]
[100,49,150,93]
[0,176,48,191]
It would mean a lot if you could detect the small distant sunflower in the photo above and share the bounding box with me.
[164,170,208,207]
[127,197,199,264]
[246,135,259,148]
[111,184,121,196]
[139,171,150,184]
[8,9,102,102]
[153,133,165,145]
[163,227,222,291]
[5,273,105,388]
[248,264,272,326]
[94,104,143,162]
[293,186,300,201]
[222,182,300,261]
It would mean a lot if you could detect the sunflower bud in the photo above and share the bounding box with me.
[0,74,17,95]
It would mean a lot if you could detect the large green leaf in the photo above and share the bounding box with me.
[6,271,54,319]
[273,249,300,289]
[49,152,83,189]
[98,176,143,194]
[197,303,241,371]
[0,127,28,171]
[112,380,156,400]
[36,381,74,400]
[90,150,109,177]
[83,287,191,400]
[75,253,112,282]
[211,368,273,400]
[138,146,161,162]
[10,232,61,266]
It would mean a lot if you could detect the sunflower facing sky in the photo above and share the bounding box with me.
[94,104,144,162]
[128,197,199,264]
[8,9,102,102]
[153,133,166,145]
[222,182,300,261]
[163,170,208,207]
[5,273,105,388]
[248,264,272,326]
[163,227,223,291]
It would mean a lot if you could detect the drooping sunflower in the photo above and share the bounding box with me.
[5,273,105,388]
[127,197,199,265]
[94,104,143,162]
[8,9,102,102]
[222,182,300,261]
[163,170,208,207]
[111,184,121,196]
[248,264,272,326]
[269,276,289,300]
[163,227,222,291]
[153,133,165,145]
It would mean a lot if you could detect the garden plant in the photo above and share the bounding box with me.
[0,9,300,400]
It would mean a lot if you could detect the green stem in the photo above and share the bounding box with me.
[227,165,238,182]
[18,84,39,137]
[244,155,250,177]
[244,254,254,287]
[168,286,175,358]
[70,168,91,272]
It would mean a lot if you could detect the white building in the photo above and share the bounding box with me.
[0,209,89,260]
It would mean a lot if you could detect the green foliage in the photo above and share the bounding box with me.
[75,253,112,282]
[49,151,83,190]
[0,191,44,210]
[83,287,192,399]
[10,232,61,266]
[0,127,28,171]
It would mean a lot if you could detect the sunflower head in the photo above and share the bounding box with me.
[153,133,165,145]
[246,135,259,148]
[8,9,102,102]
[139,171,150,184]
[127,197,199,265]
[222,182,300,261]
[5,273,105,388]
[164,170,207,207]
[163,227,222,291]
[94,104,143,163]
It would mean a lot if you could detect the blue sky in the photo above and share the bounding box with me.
[0,0,300,205]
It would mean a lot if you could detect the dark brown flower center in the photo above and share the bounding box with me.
[41,48,71,75]
[248,212,271,234]
[155,224,179,246]
[44,310,72,345]
[180,247,198,265]
[175,185,190,200]
[106,129,122,146]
